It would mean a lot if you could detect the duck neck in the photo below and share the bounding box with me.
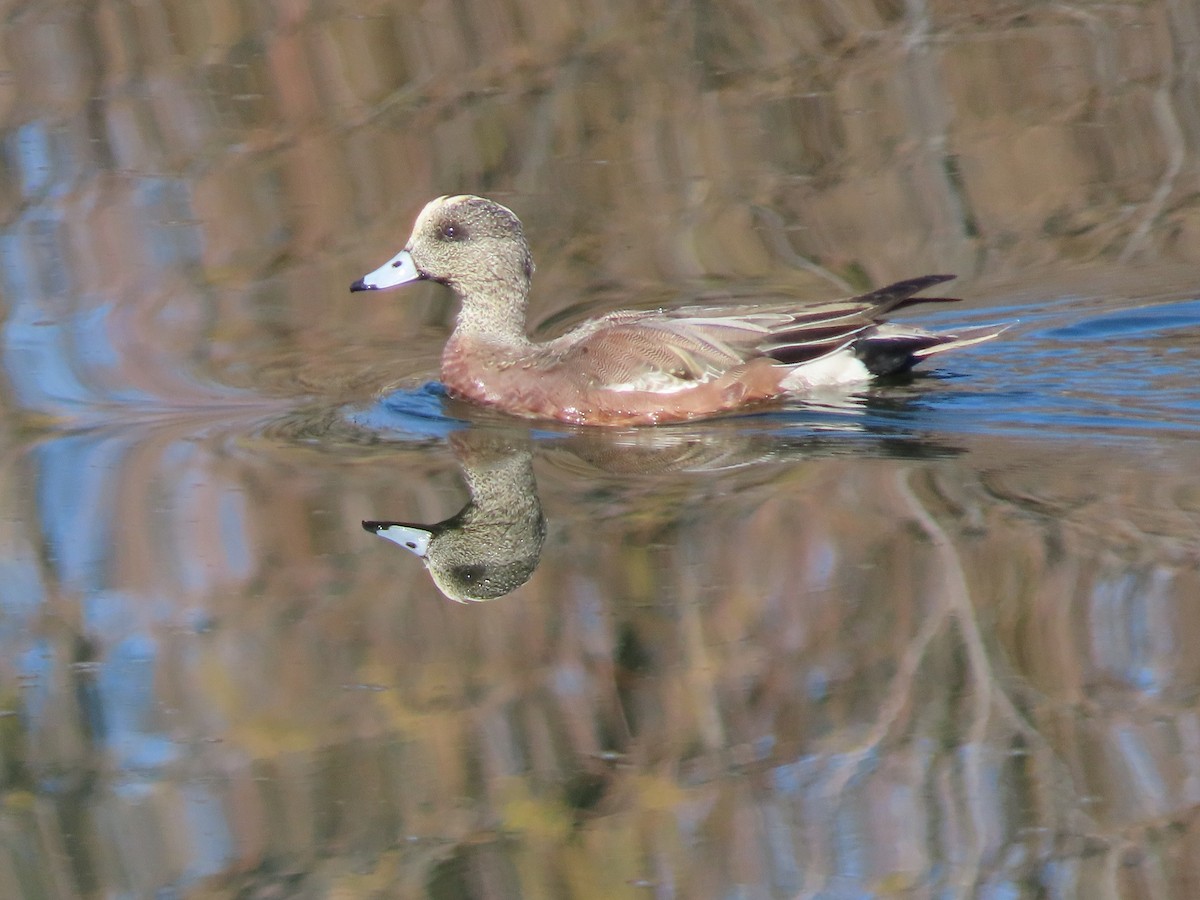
[451,278,533,346]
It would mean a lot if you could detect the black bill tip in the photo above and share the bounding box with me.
[350,279,376,293]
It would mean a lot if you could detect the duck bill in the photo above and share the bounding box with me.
[350,249,421,292]
[362,521,432,557]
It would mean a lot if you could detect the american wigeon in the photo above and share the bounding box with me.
[351,195,1003,426]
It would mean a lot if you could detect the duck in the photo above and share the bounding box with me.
[351,195,1004,426]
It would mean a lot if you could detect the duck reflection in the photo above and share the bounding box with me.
[363,430,545,602]
[359,387,971,601]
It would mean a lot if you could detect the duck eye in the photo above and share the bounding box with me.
[440,221,468,241]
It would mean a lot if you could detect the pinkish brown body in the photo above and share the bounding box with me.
[352,196,1004,426]
[442,333,786,426]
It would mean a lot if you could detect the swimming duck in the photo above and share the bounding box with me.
[351,195,1002,426]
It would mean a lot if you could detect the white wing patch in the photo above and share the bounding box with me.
[606,371,714,393]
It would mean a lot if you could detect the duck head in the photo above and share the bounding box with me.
[351,195,535,335]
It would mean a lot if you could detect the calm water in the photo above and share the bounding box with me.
[3,2,1200,898]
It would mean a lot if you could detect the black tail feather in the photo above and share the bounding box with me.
[762,275,963,367]
[853,333,947,376]
[852,274,955,310]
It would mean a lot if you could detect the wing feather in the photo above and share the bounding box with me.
[551,275,973,387]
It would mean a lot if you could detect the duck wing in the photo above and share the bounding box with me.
[554,309,784,388]
[556,275,966,387]
[752,274,964,364]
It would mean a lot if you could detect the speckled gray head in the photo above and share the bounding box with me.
[350,195,534,294]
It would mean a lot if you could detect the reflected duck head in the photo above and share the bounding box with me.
[363,515,544,603]
[362,433,545,604]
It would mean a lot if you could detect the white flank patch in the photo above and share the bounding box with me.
[780,350,871,392]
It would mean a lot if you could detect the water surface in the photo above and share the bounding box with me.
[2,2,1200,898]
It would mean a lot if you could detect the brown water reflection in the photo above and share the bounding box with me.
[4,0,1200,898]
[5,416,1200,897]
